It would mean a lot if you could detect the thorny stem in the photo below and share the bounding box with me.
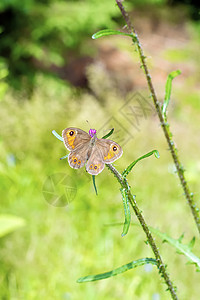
[115,0,200,235]
[106,163,178,300]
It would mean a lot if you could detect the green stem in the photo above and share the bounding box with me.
[115,0,200,236]
[106,163,178,300]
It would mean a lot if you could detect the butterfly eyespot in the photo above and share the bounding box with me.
[69,130,75,136]
[72,157,77,163]
[77,160,81,165]
[89,164,93,169]
[112,145,117,152]
[94,165,98,170]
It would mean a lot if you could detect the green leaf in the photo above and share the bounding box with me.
[92,175,98,195]
[92,29,134,40]
[0,214,26,238]
[122,150,159,177]
[162,70,181,121]
[120,188,131,236]
[77,258,157,283]
[102,128,114,139]
[188,237,196,250]
[150,226,200,272]
[60,154,69,160]
[52,130,63,142]
[0,26,4,34]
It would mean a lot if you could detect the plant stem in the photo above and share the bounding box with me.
[107,164,178,300]
[115,0,200,235]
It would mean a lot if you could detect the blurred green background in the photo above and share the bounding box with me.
[0,0,200,299]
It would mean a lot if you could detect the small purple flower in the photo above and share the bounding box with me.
[89,129,96,137]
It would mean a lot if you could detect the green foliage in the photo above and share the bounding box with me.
[0,214,25,238]
[77,258,157,282]
[122,150,159,177]
[128,0,166,5]
[1,1,200,299]
[52,131,159,240]
[0,0,120,92]
[150,227,200,272]
[1,77,200,299]
[0,58,9,100]
[52,129,63,142]
[162,70,181,122]
[92,29,134,39]
[120,188,131,236]
[101,128,114,139]
[92,175,98,195]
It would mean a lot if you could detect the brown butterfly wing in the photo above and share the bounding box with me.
[62,127,91,151]
[62,128,123,175]
[96,139,123,163]
[68,142,90,170]
[86,139,123,175]
[86,147,105,175]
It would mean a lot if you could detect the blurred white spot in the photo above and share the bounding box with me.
[144,264,153,272]
[152,293,160,300]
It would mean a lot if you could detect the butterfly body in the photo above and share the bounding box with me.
[62,128,123,175]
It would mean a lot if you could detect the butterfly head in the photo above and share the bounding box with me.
[89,129,96,138]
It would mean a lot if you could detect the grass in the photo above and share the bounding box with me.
[1,18,200,300]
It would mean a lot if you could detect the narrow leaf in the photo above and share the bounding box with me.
[120,188,131,236]
[162,70,181,121]
[150,226,200,272]
[102,128,114,139]
[92,175,98,195]
[188,237,195,250]
[92,29,133,40]
[0,214,26,238]
[60,154,69,160]
[178,233,184,243]
[52,130,63,142]
[77,258,157,283]
[122,150,159,177]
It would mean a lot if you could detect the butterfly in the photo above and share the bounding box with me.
[62,127,123,175]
